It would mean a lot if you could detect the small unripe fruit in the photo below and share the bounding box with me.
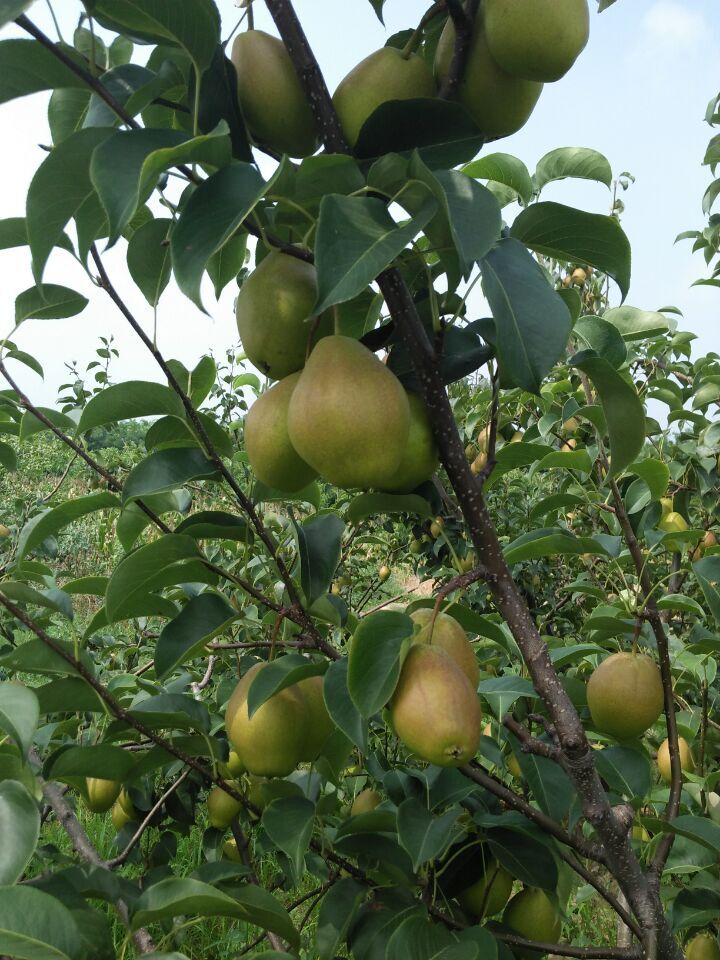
[430,518,445,538]
[657,736,694,784]
[111,799,133,832]
[223,838,242,862]
[409,539,423,554]
[350,788,382,815]
[378,565,391,582]
[207,784,243,829]
[571,267,587,286]
[0,524,11,537]
[458,861,513,919]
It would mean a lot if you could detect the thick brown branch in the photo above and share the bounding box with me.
[438,0,479,100]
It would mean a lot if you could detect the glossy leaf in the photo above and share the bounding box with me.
[573,315,627,368]
[0,682,39,759]
[487,827,558,892]
[15,284,88,323]
[463,152,533,205]
[0,1,35,26]
[324,657,367,752]
[316,879,367,960]
[512,202,631,299]
[48,743,136,780]
[17,492,118,560]
[504,527,609,564]
[155,592,236,679]
[671,888,720,931]
[122,447,219,503]
[127,217,172,306]
[347,492,433,525]
[262,797,315,877]
[479,676,537,719]
[0,781,39,885]
[535,147,612,191]
[174,510,253,542]
[348,611,414,717]
[386,915,477,960]
[480,238,572,393]
[246,655,326,720]
[397,798,463,872]
[0,885,82,959]
[604,305,669,341]
[0,636,94,676]
[78,381,184,433]
[296,512,345,607]
[0,38,87,105]
[628,459,669,499]
[192,44,252,162]
[693,556,720,625]
[593,746,652,798]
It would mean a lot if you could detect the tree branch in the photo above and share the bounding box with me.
[438,0,479,100]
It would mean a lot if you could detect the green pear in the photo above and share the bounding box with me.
[458,861,513,919]
[350,788,382,815]
[225,663,307,777]
[380,392,438,492]
[503,888,562,958]
[231,30,318,157]
[85,777,121,813]
[390,644,481,767]
[226,750,246,777]
[287,336,411,489]
[686,933,720,960]
[410,608,479,689]
[236,251,331,381]
[111,799,133,832]
[207,784,243,829]
[333,46,437,147]
[435,19,542,137]
[296,675,336,761]
[659,510,688,551]
[222,838,242,862]
[586,652,664,740]
[117,788,134,816]
[244,373,318,492]
[484,0,589,82]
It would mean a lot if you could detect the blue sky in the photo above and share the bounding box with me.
[0,0,718,405]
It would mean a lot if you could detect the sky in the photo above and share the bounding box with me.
[0,0,718,407]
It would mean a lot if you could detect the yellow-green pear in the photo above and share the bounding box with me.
[708,792,720,825]
[85,777,121,813]
[657,736,694,784]
[231,30,317,157]
[458,861,513,919]
[111,799,133,832]
[225,663,308,777]
[390,644,481,767]
[226,750,246,777]
[207,784,243,829]
[410,608,479,688]
[586,652,664,740]
[503,888,562,958]
[333,47,437,147]
[350,788,382,815]
[0,524,11,537]
[222,838,242,862]
[296,675,336,761]
[287,336,411,489]
[686,934,720,960]
[380,392,438,493]
[435,19,542,138]
[117,788,134,816]
[659,511,688,552]
[659,496,673,517]
[484,0,590,82]
[236,252,331,381]
[244,374,318,492]
[378,565,391,582]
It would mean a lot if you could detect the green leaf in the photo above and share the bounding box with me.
[15,284,88,323]
[463,152,533,205]
[122,447,219,503]
[0,441,16,471]
[348,611,414,717]
[105,534,214,622]
[0,582,73,619]
[671,888,720,932]
[48,88,91,144]
[535,147,612,191]
[316,879,367,960]
[174,510,253,543]
[78,380,184,433]
[0,38,87,105]
[126,693,210,734]
[155,592,236,680]
[487,827,558,892]
[127,217,172,306]
[247,655,326,720]
[480,237,572,393]
[324,657,367,752]
[347,492,433,525]
[604,305,669,341]
[511,202,631,299]
[693,556,720,625]
[193,44,252,163]
[593,746,651,799]
[296,512,345,607]
[26,126,113,283]
[48,743,136,781]
[17,492,118,560]
[573,315,627,368]
[483,442,554,490]
[572,352,645,477]
[19,406,76,441]
[314,194,436,313]
[0,2,35,27]
[0,885,82,959]
[0,781,39,885]
[386,915,477,960]
[628,459,669,499]
[397,798,463,872]
[91,0,220,72]
[0,683,39,759]
[36,677,104,714]
[116,490,189,551]
[504,527,609,564]
[92,126,231,245]
[131,877,299,948]
[262,796,315,877]
[478,676,538,720]
[0,636,94,677]
[171,162,265,310]
[659,814,720,855]
[511,747,576,821]
[207,233,247,300]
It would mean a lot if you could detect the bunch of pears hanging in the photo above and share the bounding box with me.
[239,252,439,493]
[231,0,589,156]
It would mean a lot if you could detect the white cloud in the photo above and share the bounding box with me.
[642,1,705,49]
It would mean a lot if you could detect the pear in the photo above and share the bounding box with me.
[380,392,438,493]
[686,934,720,960]
[435,19,542,138]
[390,644,481,767]
[226,750,245,777]
[117,788,134,816]
[586,652,664,740]
[659,511,688,552]
[350,788,382,815]
[231,30,318,157]
[85,777,121,813]
[287,336,411,489]
[458,861,513,919]
[333,47,437,147]
[484,0,590,82]
[657,736,694,784]
[222,838,242,862]
[244,374,318,492]
[296,675,336,761]
[410,608,479,688]
[503,888,562,959]
[207,784,243,829]
[225,663,308,777]
[111,799,133,832]
[378,565,391,582]
[236,252,331,381]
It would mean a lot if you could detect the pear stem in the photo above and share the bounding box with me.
[246,0,254,30]
[401,0,448,60]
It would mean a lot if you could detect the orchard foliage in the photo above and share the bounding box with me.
[0,2,718,960]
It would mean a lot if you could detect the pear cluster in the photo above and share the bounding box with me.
[232,2,589,153]
[240,255,438,493]
[225,667,334,778]
[389,609,481,767]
